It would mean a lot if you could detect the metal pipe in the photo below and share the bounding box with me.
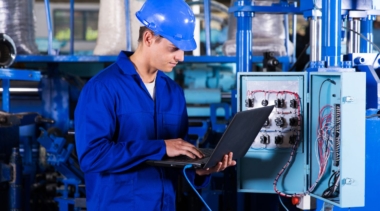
[125,0,132,51]
[347,18,361,54]
[70,0,74,55]
[44,0,54,55]
[204,0,211,56]
[292,14,297,64]
[309,17,322,62]
[322,0,342,67]
[284,14,290,58]
[360,16,374,53]
[236,0,253,72]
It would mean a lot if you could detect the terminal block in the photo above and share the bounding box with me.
[274,135,284,145]
[263,118,270,127]
[245,98,254,108]
[261,99,269,106]
[290,99,298,109]
[274,99,285,108]
[260,134,270,145]
[289,117,299,127]
[274,117,285,127]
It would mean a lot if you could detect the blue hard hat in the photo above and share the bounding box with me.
[136,0,197,51]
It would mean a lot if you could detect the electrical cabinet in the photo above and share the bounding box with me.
[236,72,365,208]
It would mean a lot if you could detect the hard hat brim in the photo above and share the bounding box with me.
[164,35,197,51]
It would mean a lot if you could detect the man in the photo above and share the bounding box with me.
[75,0,236,210]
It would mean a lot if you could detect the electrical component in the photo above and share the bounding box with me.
[245,98,254,107]
[296,195,316,210]
[263,52,279,71]
[290,99,298,109]
[263,118,270,127]
[261,99,268,106]
[260,134,270,144]
[274,99,285,108]
[274,135,284,145]
[333,104,341,166]
[289,135,298,145]
[289,117,299,127]
[274,117,285,127]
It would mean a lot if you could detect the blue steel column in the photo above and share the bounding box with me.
[321,0,342,67]
[360,15,374,53]
[204,0,212,56]
[9,148,22,211]
[235,0,253,72]
[2,79,10,112]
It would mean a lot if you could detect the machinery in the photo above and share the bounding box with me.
[0,0,379,211]
[231,0,379,210]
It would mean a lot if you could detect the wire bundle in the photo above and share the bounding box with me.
[0,0,39,54]
[273,105,335,198]
[311,105,334,191]
[246,90,302,121]
[322,170,340,198]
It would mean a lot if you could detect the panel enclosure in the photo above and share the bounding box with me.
[309,72,365,207]
[236,72,308,194]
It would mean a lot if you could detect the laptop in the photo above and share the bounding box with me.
[146,105,274,169]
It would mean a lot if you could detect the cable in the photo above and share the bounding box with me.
[318,79,336,133]
[373,53,380,69]
[288,43,310,72]
[278,195,290,211]
[273,80,336,198]
[183,164,212,211]
[342,26,380,52]
[366,113,380,118]
[322,170,340,198]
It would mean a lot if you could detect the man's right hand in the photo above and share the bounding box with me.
[164,138,205,159]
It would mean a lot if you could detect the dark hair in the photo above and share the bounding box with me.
[138,26,162,43]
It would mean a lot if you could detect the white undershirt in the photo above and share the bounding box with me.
[144,80,156,99]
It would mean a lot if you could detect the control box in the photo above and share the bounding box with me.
[236,72,365,208]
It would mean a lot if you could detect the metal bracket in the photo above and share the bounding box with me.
[342,96,354,103]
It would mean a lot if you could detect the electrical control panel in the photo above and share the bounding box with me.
[237,72,307,195]
[309,72,365,207]
[236,72,365,208]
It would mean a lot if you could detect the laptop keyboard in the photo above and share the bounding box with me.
[200,148,213,157]
[174,148,213,162]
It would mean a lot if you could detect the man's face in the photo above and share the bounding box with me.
[149,37,184,73]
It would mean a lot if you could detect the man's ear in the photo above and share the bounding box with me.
[142,30,155,47]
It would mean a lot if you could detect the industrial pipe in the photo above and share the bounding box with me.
[309,17,322,62]
[347,18,361,54]
[0,33,16,68]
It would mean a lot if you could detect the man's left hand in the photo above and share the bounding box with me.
[195,152,236,176]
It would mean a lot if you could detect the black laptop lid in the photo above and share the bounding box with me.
[203,105,274,168]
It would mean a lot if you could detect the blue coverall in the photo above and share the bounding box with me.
[75,51,210,210]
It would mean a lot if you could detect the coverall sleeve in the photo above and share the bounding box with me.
[75,80,166,173]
